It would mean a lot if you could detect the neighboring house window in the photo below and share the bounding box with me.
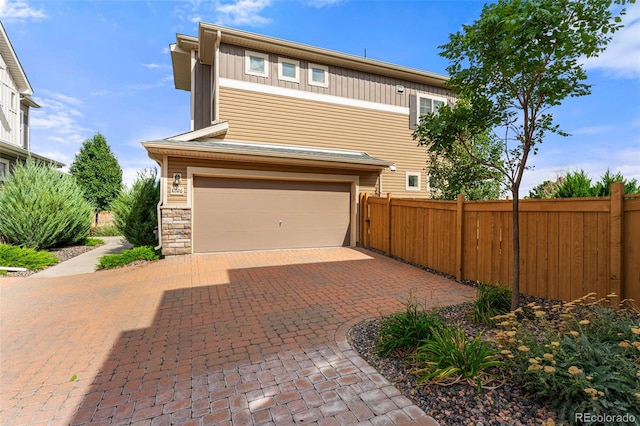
[0,158,9,181]
[278,57,300,83]
[308,63,329,88]
[10,91,16,112]
[409,93,448,129]
[245,50,269,77]
[406,172,421,191]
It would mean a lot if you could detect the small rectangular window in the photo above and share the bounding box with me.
[0,159,9,181]
[278,57,300,83]
[308,63,329,88]
[245,50,269,77]
[10,92,16,111]
[406,172,421,191]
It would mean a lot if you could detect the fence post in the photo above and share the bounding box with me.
[610,182,624,302]
[360,193,369,248]
[456,194,465,281]
[386,193,392,255]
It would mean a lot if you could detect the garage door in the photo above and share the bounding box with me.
[193,177,351,253]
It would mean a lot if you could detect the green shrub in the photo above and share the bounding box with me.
[0,159,92,250]
[412,325,503,385]
[375,299,444,356]
[81,237,104,246]
[471,283,511,326]
[111,168,159,247]
[494,295,640,423]
[89,224,121,237]
[0,244,58,270]
[96,246,160,270]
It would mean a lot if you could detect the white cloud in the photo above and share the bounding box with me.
[142,63,170,70]
[570,125,616,136]
[30,92,91,147]
[176,0,272,27]
[0,0,46,22]
[306,0,343,7]
[583,2,640,79]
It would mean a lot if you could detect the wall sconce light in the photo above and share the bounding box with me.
[389,164,397,172]
[173,173,181,186]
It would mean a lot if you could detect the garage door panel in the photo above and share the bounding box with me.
[193,177,351,253]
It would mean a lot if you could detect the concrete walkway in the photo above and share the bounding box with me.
[0,248,475,425]
[31,236,133,278]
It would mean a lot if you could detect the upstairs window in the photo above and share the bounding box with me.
[245,50,269,77]
[278,57,300,83]
[409,93,448,129]
[308,63,329,88]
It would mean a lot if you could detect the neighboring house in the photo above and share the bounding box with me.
[143,23,454,255]
[0,22,62,181]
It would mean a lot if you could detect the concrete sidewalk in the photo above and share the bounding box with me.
[30,236,133,278]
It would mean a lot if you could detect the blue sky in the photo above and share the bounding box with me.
[1,0,639,194]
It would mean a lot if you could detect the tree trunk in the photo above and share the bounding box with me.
[511,188,520,310]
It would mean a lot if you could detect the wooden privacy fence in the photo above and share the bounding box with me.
[359,182,640,304]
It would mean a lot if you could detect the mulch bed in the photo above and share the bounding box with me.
[348,295,560,426]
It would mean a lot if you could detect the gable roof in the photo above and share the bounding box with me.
[0,22,34,96]
[171,23,449,92]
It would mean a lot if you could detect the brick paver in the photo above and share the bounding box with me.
[0,248,474,425]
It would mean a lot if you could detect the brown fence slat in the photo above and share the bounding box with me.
[359,183,638,304]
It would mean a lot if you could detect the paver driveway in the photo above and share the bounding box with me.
[0,248,475,425]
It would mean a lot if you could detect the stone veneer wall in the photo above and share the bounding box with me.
[161,208,192,256]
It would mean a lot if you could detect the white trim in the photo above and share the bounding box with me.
[187,167,360,252]
[220,78,408,115]
[190,50,196,131]
[244,50,269,78]
[0,158,9,181]
[405,171,421,191]
[308,63,329,88]
[277,57,300,83]
[168,121,229,141]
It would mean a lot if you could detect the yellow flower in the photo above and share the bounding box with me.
[635,393,640,399]
[606,293,618,298]
[619,341,630,349]
[579,320,590,325]
[527,364,542,372]
[568,366,583,375]
[631,327,640,335]
[532,305,542,310]
[586,376,593,381]
[583,388,598,396]
[543,353,554,360]
[529,358,540,364]
[569,331,580,337]
[544,366,556,373]
[500,350,512,355]
[517,345,530,352]
[632,342,640,350]
[534,311,546,318]
[506,331,517,337]
[551,341,560,347]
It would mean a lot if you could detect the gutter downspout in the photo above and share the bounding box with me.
[213,30,221,123]
[154,155,167,252]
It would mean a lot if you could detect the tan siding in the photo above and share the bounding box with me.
[218,87,430,198]
[218,43,454,106]
[166,156,378,204]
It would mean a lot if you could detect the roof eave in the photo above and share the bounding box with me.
[0,141,64,168]
[142,141,391,171]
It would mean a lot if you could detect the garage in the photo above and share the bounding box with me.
[193,176,352,253]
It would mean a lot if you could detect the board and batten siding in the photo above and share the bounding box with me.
[193,60,212,130]
[165,156,379,204]
[218,43,454,106]
[217,86,431,198]
[0,56,21,148]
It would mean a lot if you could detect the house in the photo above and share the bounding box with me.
[0,22,63,181]
[143,23,454,255]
